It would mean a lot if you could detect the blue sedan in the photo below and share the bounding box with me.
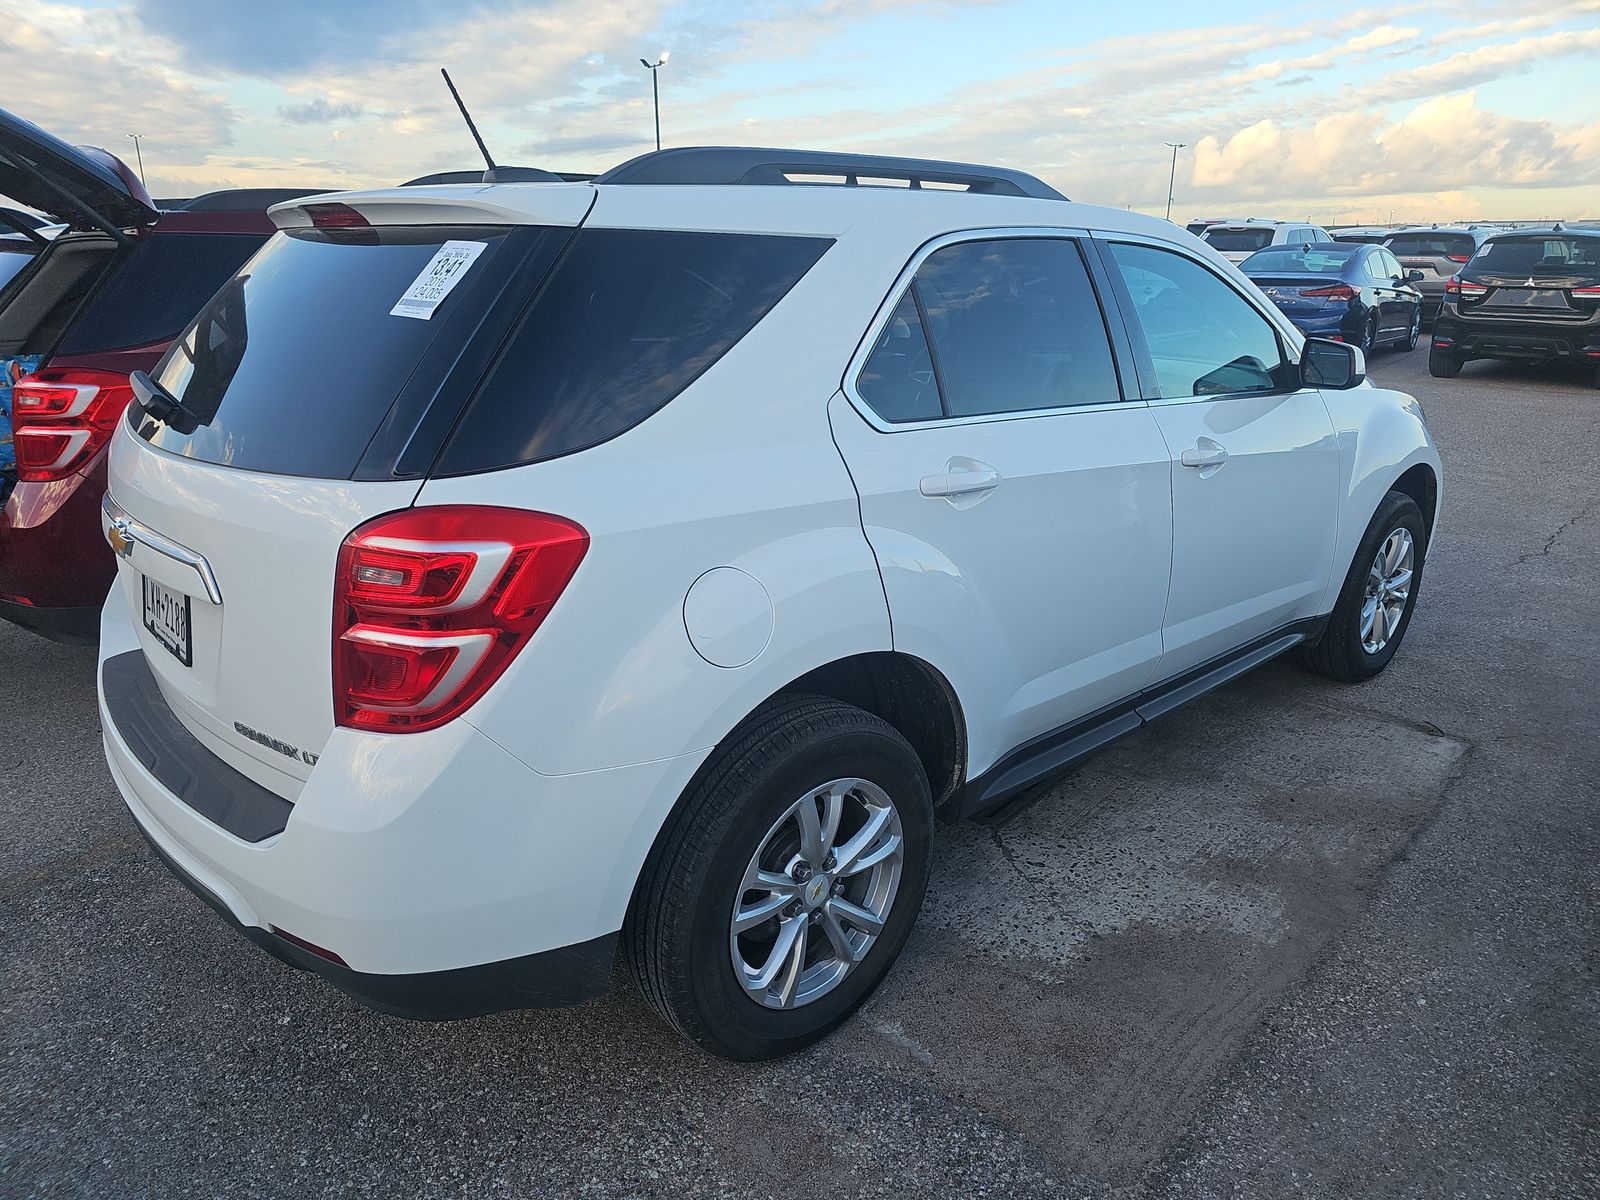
[1239,242,1423,354]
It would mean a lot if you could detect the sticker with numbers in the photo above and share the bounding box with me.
[390,240,487,320]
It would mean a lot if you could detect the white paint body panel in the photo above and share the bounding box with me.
[96,178,1443,979]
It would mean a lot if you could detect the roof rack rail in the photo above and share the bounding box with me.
[593,146,1067,200]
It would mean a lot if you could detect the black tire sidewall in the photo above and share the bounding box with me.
[679,719,932,1059]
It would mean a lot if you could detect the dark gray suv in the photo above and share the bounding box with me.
[1382,226,1496,322]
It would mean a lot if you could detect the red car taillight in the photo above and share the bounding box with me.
[332,506,589,733]
[1444,276,1487,298]
[1300,284,1359,301]
[1571,285,1600,300]
[10,367,134,482]
[1445,254,1470,264]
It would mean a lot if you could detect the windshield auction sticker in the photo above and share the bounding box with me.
[390,240,487,320]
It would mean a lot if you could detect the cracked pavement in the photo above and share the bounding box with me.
[2,350,1597,1198]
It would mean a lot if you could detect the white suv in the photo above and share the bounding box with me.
[97,148,1442,1059]
[1202,218,1334,263]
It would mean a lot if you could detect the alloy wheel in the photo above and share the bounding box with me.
[730,777,904,1010]
[1361,527,1414,654]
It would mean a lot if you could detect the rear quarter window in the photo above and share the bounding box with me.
[432,228,831,475]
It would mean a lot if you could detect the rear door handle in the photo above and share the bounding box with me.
[920,457,1001,499]
[1180,438,1228,470]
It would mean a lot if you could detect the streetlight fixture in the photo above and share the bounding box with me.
[639,52,669,152]
[1163,141,1186,222]
[126,133,147,186]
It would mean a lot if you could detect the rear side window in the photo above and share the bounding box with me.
[0,235,122,358]
[133,226,517,478]
[57,232,264,355]
[1385,232,1475,259]
[434,229,830,474]
[908,238,1121,417]
[1203,228,1275,252]
[0,249,35,292]
[1108,242,1292,400]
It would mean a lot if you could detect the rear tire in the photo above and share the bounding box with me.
[1359,315,1378,356]
[625,694,933,1060]
[1428,347,1462,378]
[1296,491,1426,684]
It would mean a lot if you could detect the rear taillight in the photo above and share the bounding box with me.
[1444,276,1487,298]
[1301,284,1358,301]
[1445,254,1470,264]
[333,506,589,733]
[10,367,133,482]
[1572,285,1600,299]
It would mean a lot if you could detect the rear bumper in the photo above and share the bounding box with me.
[0,595,100,643]
[1433,309,1600,362]
[1286,308,1361,341]
[97,597,706,1016]
[0,450,115,622]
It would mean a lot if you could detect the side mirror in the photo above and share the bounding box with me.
[1301,338,1365,390]
[1406,269,1425,283]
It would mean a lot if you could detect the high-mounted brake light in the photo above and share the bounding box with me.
[305,202,371,229]
[1300,284,1359,301]
[333,506,589,733]
[10,368,134,482]
[1444,276,1487,298]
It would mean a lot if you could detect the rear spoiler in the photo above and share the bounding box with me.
[268,185,597,231]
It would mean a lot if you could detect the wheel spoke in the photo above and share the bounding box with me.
[1385,567,1412,595]
[819,908,860,963]
[827,895,885,935]
[1371,599,1387,646]
[1360,597,1377,641]
[774,916,809,1007]
[745,915,805,997]
[818,784,844,856]
[834,805,894,875]
[733,891,790,934]
[744,866,800,897]
[796,795,825,865]
[845,832,902,878]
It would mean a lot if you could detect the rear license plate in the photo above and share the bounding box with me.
[142,576,192,666]
[1487,288,1570,310]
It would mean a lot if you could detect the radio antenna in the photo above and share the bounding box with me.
[440,68,498,178]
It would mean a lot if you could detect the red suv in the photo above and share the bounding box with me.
[0,107,326,642]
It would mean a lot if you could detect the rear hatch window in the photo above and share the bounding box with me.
[0,246,36,291]
[1385,232,1475,259]
[55,232,265,355]
[0,233,122,358]
[1203,227,1275,252]
[131,225,528,479]
[1469,236,1600,275]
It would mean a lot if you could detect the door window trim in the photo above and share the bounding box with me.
[1088,232,1309,408]
[840,226,1142,433]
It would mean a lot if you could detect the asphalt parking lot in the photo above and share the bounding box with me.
[2,349,1596,1199]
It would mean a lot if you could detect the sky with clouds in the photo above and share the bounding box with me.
[2,0,1597,223]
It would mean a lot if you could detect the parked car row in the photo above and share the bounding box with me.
[1189,214,1600,385]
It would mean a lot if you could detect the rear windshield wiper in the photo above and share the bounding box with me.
[130,369,204,435]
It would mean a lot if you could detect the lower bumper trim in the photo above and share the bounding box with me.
[0,597,100,644]
[130,811,620,1018]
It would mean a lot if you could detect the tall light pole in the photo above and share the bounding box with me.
[126,133,147,186]
[1163,141,1186,222]
[639,53,669,152]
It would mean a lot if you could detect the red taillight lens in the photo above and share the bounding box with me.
[1300,284,1358,301]
[10,367,134,482]
[305,203,370,229]
[333,506,588,733]
[1445,254,1470,263]
[1444,276,1487,298]
[1571,285,1600,299]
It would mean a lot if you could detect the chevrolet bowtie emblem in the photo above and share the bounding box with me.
[107,517,134,558]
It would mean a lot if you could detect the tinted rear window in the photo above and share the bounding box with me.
[132,226,515,478]
[1385,232,1475,258]
[433,228,830,474]
[1242,246,1357,274]
[1470,236,1600,274]
[57,232,265,355]
[1203,228,1275,252]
